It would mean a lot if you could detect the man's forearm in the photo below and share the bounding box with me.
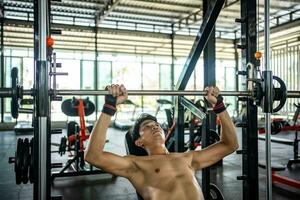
[218,110,239,150]
[85,113,111,158]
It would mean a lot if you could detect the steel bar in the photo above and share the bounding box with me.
[264,0,272,198]
[264,71,273,200]
[0,89,299,98]
[0,88,12,97]
[53,90,251,96]
[287,91,300,98]
[37,0,50,200]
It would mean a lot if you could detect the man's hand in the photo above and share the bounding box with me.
[106,84,128,105]
[102,84,128,116]
[204,86,220,107]
[204,86,226,114]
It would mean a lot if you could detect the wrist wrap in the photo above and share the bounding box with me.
[213,95,226,114]
[102,95,117,116]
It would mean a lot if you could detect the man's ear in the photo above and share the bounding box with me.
[135,138,144,147]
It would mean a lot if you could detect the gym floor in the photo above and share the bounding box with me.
[0,127,299,200]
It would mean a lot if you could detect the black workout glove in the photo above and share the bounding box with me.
[102,94,117,116]
[213,95,226,114]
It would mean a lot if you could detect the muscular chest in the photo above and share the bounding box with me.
[133,154,194,186]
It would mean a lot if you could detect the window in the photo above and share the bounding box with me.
[97,61,112,117]
[113,60,142,109]
[81,60,96,121]
[142,63,159,114]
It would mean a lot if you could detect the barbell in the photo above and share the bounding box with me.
[2,88,300,97]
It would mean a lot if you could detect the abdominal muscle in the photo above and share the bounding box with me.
[133,172,204,200]
[139,179,204,200]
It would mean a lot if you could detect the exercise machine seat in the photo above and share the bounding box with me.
[124,131,147,200]
[125,131,147,156]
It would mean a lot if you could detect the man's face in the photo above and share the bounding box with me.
[138,120,165,146]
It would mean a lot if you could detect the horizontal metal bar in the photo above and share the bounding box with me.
[0,88,12,97]
[286,91,300,98]
[53,90,252,96]
[0,89,298,98]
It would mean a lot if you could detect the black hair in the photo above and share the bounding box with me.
[131,113,157,143]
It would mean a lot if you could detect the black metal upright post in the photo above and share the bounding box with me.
[202,0,217,198]
[234,31,239,113]
[203,0,217,130]
[201,114,211,199]
[234,32,239,90]
[240,0,258,199]
[0,2,4,123]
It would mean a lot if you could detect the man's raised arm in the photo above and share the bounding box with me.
[191,86,239,170]
[84,84,136,178]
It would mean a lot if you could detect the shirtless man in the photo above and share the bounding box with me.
[84,84,239,200]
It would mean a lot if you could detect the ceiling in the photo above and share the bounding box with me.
[1,0,300,59]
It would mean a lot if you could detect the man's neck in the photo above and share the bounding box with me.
[147,145,169,155]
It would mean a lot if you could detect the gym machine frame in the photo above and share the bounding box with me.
[236,0,260,199]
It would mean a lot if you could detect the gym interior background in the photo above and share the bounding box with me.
[0,0,299,200]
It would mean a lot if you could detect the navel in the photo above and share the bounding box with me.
[155,168,160,173]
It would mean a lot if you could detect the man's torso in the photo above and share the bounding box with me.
[127,153,204,200]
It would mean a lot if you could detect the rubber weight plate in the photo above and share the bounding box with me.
[210,183,224,200]
[15,138,23,184]
[29,137,35,183]
[22,138,30,184]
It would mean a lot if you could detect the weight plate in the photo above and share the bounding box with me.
[22,138,30,184]
[210,183,224,200]
[15,138,23,184]
[11,67,19,119]
[29,137,35,183]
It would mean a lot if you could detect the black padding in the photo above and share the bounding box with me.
[125,131,147,156]
[137,193,144,200]
[124,131,147,200]
[67,121,78,137]
[61,98,95,116]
